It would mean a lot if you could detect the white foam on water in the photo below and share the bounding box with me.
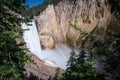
[21,21,71,69]
[21,21,104,72]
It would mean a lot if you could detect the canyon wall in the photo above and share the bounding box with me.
[35,0,111,48]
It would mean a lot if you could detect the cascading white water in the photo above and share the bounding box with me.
[22,21,42,56]
[21,20,104,73]
[21,20,71,69]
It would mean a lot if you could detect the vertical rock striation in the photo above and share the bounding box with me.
[35,0,111,48]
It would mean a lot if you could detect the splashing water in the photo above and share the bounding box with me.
[21,20,71,69]
[21,20,104,73]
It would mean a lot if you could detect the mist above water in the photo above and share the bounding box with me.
[21,21,71,69]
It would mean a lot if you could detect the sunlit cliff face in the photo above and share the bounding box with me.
[35,0,111,49]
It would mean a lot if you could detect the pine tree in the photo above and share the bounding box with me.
[52,68,63,80]
[0,0,31,79]
[63,49,99,80]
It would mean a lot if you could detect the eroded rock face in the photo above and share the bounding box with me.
[35,0,111,48]
[40,35,55,48]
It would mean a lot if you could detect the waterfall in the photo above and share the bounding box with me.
[21,20,71,69]
[22,20,41,56]
[21,20,104,73]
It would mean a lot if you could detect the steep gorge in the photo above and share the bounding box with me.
[35,0,111,48]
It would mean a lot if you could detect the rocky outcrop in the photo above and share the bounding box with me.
[40,35,55,48]
[25,52,64,80]
[35,0,111,48]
